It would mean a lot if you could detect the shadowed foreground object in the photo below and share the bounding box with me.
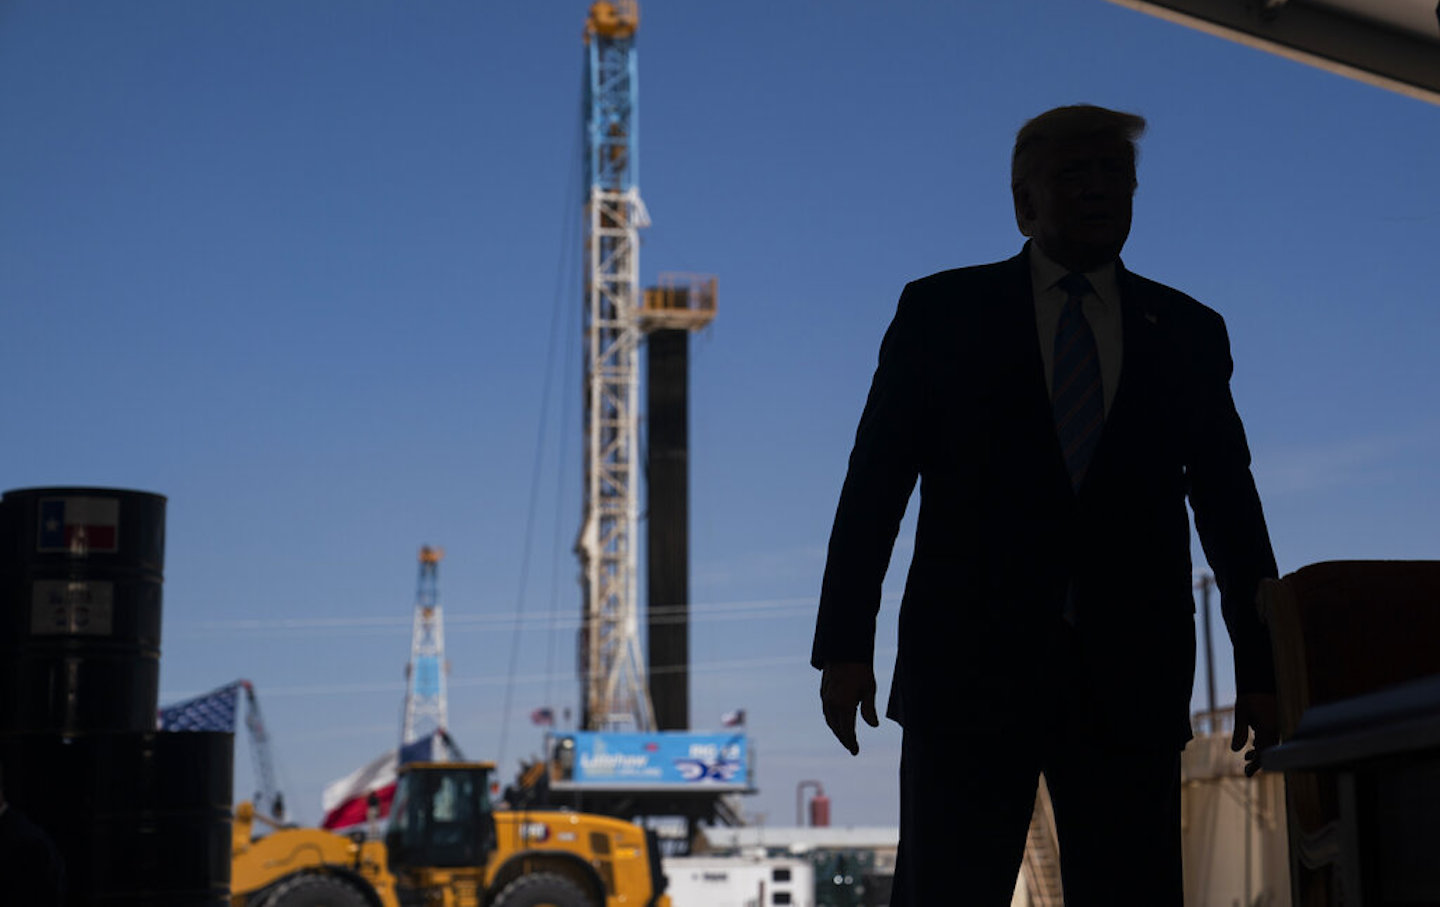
[0,487,234,905]
[1106,0,1440,106]
[1259,559,1440,906]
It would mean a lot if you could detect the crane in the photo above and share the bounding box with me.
[402,545,449,749]
[240,680,286,822]
[158,679,286,822]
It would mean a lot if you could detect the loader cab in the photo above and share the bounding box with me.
[384,761,497,870]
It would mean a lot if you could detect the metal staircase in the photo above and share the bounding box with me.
[1021,778,1065,906]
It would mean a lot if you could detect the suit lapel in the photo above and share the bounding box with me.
[1079,262,1161,496]
[990,248,1049,404]
[987,246,1073,495]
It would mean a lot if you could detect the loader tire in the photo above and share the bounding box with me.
[492,871,594,907]
[258,873,371,907]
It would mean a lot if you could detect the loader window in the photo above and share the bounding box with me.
[386,767,493,870]
[428,773,475,864]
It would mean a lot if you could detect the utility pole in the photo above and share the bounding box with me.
[1195,572,1217,735]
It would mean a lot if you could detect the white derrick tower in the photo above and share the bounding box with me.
[402,545,449,746]
[578,0,653,731]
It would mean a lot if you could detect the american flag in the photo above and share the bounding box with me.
[158,681,242,732]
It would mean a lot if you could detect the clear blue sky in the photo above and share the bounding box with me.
[2,1,1437,829]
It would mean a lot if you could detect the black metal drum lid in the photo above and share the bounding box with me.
[0,487,166,574]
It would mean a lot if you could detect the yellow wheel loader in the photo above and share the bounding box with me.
[232,761,669,907]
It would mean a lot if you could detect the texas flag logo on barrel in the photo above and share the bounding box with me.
[38,497,120,553]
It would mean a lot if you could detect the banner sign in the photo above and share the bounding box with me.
[549,731,749,789]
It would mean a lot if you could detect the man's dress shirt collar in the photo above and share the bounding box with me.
[1028,243,1124,416]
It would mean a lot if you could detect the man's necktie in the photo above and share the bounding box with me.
[1052,273,1103,489]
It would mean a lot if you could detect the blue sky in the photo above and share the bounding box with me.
[2,1,1437,829]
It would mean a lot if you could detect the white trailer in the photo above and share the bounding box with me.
[663,854,815,907]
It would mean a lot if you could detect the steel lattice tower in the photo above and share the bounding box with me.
[578,0,654,731]
[402,545,449,745]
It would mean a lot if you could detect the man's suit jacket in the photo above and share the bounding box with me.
[811,244,1277,747]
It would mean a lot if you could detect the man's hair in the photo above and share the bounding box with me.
[1011,104,1147,192]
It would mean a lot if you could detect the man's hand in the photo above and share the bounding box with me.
[821,661,879,755]
[1232,692,1279,777]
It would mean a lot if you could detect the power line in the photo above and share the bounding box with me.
[160,647,899,702]
[179,595,861,636]
[495,65,590,774]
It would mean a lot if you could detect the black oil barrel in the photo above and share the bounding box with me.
[0,487,166,735]
[0,729,233,906]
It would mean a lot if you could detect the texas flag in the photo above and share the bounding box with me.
[320,732,446,832]
[38,497,120,553]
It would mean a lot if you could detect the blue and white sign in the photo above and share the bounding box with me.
[550,731,749,789]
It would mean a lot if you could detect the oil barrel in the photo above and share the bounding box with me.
[0,729,233,906]
[0,487,166,735]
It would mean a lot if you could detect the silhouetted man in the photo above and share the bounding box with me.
[812,105,1278,905]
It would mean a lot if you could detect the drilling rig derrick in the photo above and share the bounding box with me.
[402,545,449,747]
[578,1,718,734]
